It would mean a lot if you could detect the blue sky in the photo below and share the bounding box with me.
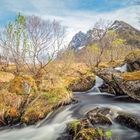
[0,0,140,41]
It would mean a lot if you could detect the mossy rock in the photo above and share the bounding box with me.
[125,50,140,71]
[69,74,95,92]
[73,128,100,140]
[87,107,113,126]
[69,120,81,135]
[68,119,90,136]
[9,75,37,95]
[89,114,112,126]
[73,128,112,140]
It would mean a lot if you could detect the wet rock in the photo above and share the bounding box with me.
[87,107,113,126]
[66,114,113,140]
[72,127,112,140]
[69,75,95,92]
[95,68,125,96]
[115,112,140,132]
[125,50,140,71]
[117,79,140,101]
[73,128,101,140]
[68,119,90,136]
[99,82,116,94]
[57,135,72,140]
[95,68,140,101]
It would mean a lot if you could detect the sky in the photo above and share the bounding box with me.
[0,0,140,42]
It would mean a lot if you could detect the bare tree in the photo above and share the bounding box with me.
[56,47,75,75]
[0,14,66,77]
[74,19,113,68]
[26,16,66,78]
[0,14,27,73]
[87,19,113,67]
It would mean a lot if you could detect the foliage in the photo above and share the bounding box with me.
[9,75,37,95]
[105,130,112,139]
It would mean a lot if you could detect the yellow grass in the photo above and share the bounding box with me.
[99,60,124,68]
[121,71,140,81]
[0,71,15,82]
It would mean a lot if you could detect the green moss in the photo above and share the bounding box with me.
[69,120,81,135]
[105,130,112,139]
[73,128,100,140]
[73,128,112,140]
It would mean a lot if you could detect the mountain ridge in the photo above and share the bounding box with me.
[69,20,140,49]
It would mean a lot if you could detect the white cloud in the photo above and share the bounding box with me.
[1,0,140,43]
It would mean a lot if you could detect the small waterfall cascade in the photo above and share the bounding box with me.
[88,76,104,93]
[115,63,128,72]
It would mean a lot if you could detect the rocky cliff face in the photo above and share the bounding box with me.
[69,31,88,50]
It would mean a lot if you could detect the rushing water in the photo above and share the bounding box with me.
[0,66,140,140]
[115,63,128,72]
[0,91,140,140]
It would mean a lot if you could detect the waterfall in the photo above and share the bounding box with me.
[115,63,128,72]
[88,76,103,94]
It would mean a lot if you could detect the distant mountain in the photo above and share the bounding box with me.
[69,20,140,49]
[69,31,88,50]
[110,20,140,47]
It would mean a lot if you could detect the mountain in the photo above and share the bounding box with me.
[69,20,140,49]
[110,20,140,47]
[69,31,88,50]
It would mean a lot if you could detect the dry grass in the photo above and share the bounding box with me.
[121,71,140,81]
[125,50,140,62]
[0,71,15,82]
[99,60,124,68]
[0,62,95,125]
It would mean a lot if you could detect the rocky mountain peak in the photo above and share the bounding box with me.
[69,20,140,49]
[69,31,88,49]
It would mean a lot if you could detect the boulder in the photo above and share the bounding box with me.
[67,119,112,140]
[95,68,125,95]
[87,107,114,126]
[69,75,95,92]
[125,50,140,71]
[115,112,140,132]
[95,68,140,101]
[68,119,90,136]
[73,128,101,140]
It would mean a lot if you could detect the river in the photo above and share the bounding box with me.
[0,65,140,140]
